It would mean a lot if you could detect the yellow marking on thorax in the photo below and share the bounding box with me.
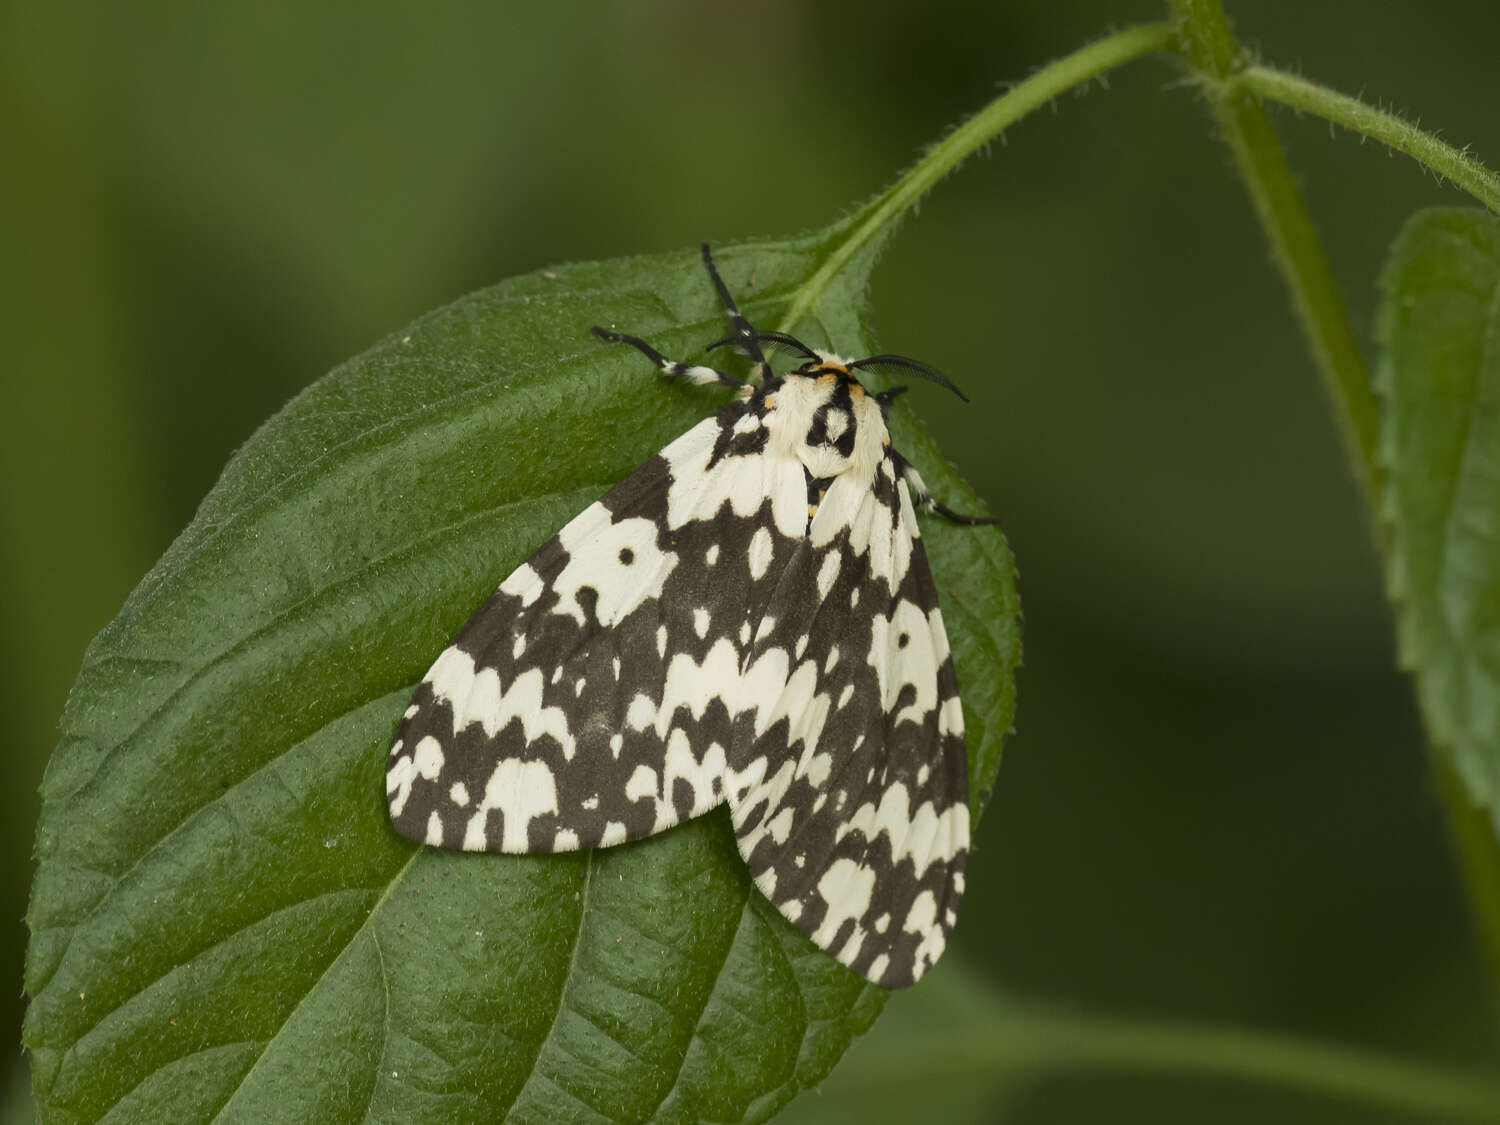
[808,361,849,377]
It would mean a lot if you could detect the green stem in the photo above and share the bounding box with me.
[778,21,1178,333]
[1168,0,1500,1015]
[861,1009,1500,1121]
[1233,65,1500,215]
[1168,0,1381,515]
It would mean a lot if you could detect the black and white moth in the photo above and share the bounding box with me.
[386,246,997,988]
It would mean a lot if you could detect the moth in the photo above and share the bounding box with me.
[386,246,997,988]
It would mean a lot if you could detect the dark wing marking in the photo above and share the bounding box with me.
[725,457,970,988]
[387,399,807,853]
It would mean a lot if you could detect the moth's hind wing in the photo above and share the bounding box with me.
[727,461,970,988]
[387,400,808,855]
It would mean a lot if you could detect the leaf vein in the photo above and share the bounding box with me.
[208,849,422,1122]
[47,885,380,1062]
[360,928,395,1124]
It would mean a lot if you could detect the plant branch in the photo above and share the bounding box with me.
[1167,0,1381,515]
[779,21,1178,333]
[1233,65,1500,215]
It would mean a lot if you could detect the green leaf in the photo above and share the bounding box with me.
[23,218,1020,1124]
[1378,207,1500,830]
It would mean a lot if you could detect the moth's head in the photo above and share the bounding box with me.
[787,354,862,393]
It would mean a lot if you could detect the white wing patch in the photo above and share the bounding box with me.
[464,758,559,851]
[553,508,676,627]
[427,648,576,758]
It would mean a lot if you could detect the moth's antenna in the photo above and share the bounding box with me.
[706,329,818,362]
[849,354,969,403]
[701,243,769,381]
[754,331,819,359]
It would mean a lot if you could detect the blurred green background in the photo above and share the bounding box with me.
[5,1,1499,1120]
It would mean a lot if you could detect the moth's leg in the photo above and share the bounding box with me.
[591,325,748,389]
[895,454,1001,527]
[699,242,771,383]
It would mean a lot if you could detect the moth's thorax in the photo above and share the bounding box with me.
[762,362,888,482]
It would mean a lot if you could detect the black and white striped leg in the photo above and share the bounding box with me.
[897,457,1001,527]
[925,497,1002,526]
[591,325,748,389]
[699,242,772,384]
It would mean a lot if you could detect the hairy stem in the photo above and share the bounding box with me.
[1234,66,1500,215]
[779,21,1178,333]
[1168,0,1380,513]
